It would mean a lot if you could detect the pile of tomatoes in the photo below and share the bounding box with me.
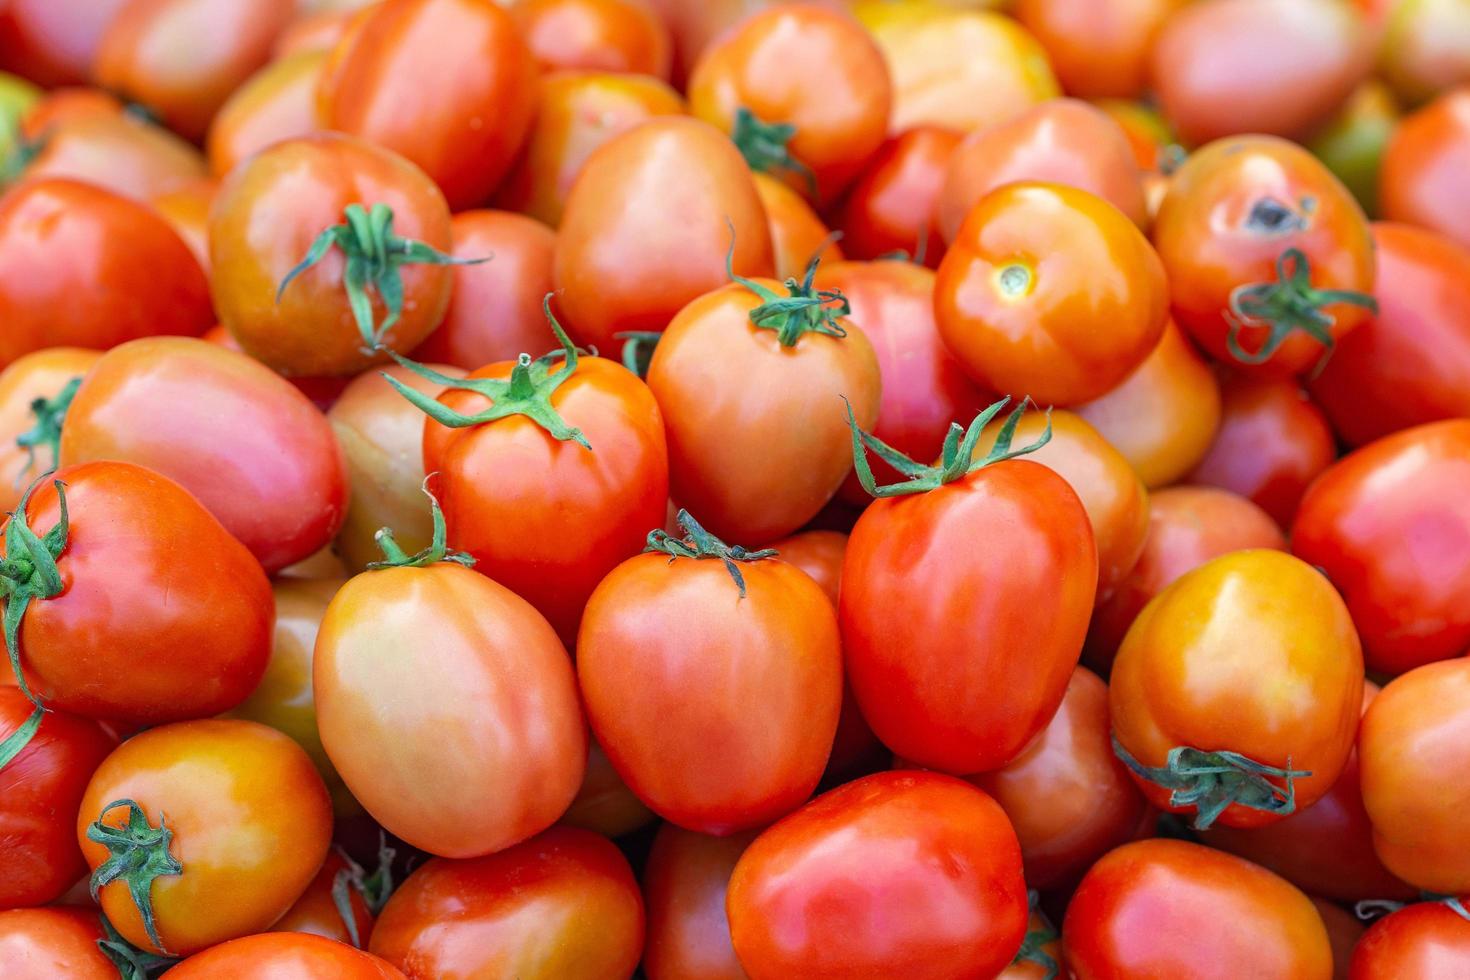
[1,0,1469,977]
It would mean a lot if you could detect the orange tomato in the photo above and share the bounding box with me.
[13,111,208,203]
[754,173,844,281]
[649,0,846,85]
[166,933,405,978]
[642,825,754,980]
[149,178,216,274]
[1013,0,1183,99]
[273,851,377,948]
[511,0,671,79]
[0,347,100,513]
[206,49,326,177]
[836,125,962,266]
[274,6,362,58]
[1380,87,1470,251]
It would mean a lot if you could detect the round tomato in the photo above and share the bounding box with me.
[511,0,671,78]
[754,173,845,281]
[0,0,128,87]
[1350,900,1470,978]
[1381,85,1470,256]
[642,824,755,980]
[0,347,99,513]
[836,125,961,267]
[1013,0,1182,99]
[0,907,113,980]
[14,111,208,203]
[149,178,215,274]
[206,49,326,178]
[1377,0,1470,104]
[260,852,378,949]
[559,738,655,839]
[166,933,404,979]
[650,0,847,84]
[727,771,1027,980]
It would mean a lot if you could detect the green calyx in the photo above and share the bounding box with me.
[726,231,849,348]
[1225,247,1378,371]
[644,510,777,598]
[1009,891,1059,980]
[330,837,397,948]
[731,106,815,196]
[1353,895,1470,925]
[96,915,175,980]
[0,476,68,709]
[615,331,662,378]
[845,396,1052,498]
[13,375,81,487]
[367,478,474,571]
[385,294,592,449]
[87,799,183,954]
[277,202,487,354]
[1112,736,1310,831]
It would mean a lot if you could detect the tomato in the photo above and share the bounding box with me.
[1316,899,1365,980]
[495,71,684,228]
[1378,0,1470,105]
[1086,486,1286,670]
[688,6,890,202]
[836,125,961,267]
[8,461,273,725]
[1153,136,1376,376]
[1074,320,1221,488]
[200,323,351,411]
[0,0,128,87]
[642,824,755,980]
[1359,658,1470,893]
[559,738,656,839]
[553,117,774,356]
[1381,88,1470,250]
[1350,900,1470,978]
[0,347,100,514]
[318,0,538,211]
[77,719,332,955]
[997,906,1064,980]
[1111,549,1364,829]
[766,529,845,605]
[59,337,349,574]
[276,7,362,57]
[0,179,211,367]
[937,99,1147,245]
[841,402,1097,773]
[167,933,404,979]
[1062,839,1333,979]
[13,112,208,203]
[1292,420,1470,674]
[754,173,844,281]
[1095,96,1179,173]
[1013,0,1182,99]
[1188,376,1336,528]
[728,771,1027,979]
[935,181,1167,406]
[1310,223,1470,446]
[16,86,124,138]
[95,0,294,141]
[1307,79,1400,216]
[209,133,457,377]
[511,0,671,79]
[206,49,326,178]
[966,667,1145,890]
[268,852,377,949]
[0,908,112,980]
[578,520,842,833]
[649,0,846,85]
[369,826,645,979]
[150,178,216,274]
[645,274,879,543]
[1150,0,1372,146]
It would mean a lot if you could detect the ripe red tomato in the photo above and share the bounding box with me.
[1013,0,1183,99]
[1380,87,1470,250]
[559,738,655,839]
[1062,839,1334,979]
[166,933,404,979]
[727,771,1028,980]
[0,347,100,513]
[0,179,212,367]
[642,824,755,980]
[836,125,961,267]
[754,173,845,281]
[1292,419,1470,674]
[206,49,326,178]
[935,181,1167,406]
[77,719,333,956]
[0,907,113,980]
[511,0,671,79]
[14,111,208,203]
[0,0,128,87]
[1349,900,1470,978]
[369,827,645,979]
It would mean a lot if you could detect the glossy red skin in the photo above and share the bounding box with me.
[512,0,672,79]
[1013,0,1181,99]
[423,355,667,647]
[411,210,557,370]
[0,908,112,980]
[167,932,404,978]
[60,337,349,574]
[1310,222,1470,446]
[319,0,538,210]
[207,49,326,179]
[202,324,351,412]
[1350,903,1470,979]
[16,112,209,204]
[1380,88,1470,250]
[836,126,961,267]
[0,179,212,368]
[0,0,127,86]
[11,462,273,724]
[578,554,842,833]
[842,459,1097,774]
[1063,839,1333,979]
[969,667,1146,890]
[0,689,113,907]
[274,851,376,948]
[1188,376,1336,528]
[642,825,754,980]
[1292,420,1470,673]
[727,771,1028,980]
[369,827,645,980]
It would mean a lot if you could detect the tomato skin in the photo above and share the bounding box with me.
[0,179,212,367]
[369,827,645,980]
[1292,420,1470,673]
[206,49,326,178]
[166,933,404,979]
[511,0,672,79]
[836,125,961,267]
[1062,839,1333,980]
[0,689,113,908]
[318,0,538,211]
[209,133,455,377]
[1153,136,1376,376]
[727,771,1028,980]
[935,181,1168,406]
[276,7,361,57]
[1111,550,1364,828]
[937,99,1147,244]
[753,174,844,281]
[1310,223,1470,447]
[0,907,112,980]
[1349,901,1470,978]
[1307,79,1400,217]
[553,117,774,356]
[649,0,846,85]
[1381,88,1470,250]
[14,461,273,726]
[265,852,377,948]
[578,554,842,834]
[16,112,209,203]
[559,738,656,839]
[0,347,100,513]
[642,825,754,980]
[842,458,1097,774]
[1188,376,1336,528]
[1013,0,1182,99]
[1378,0,1470,105]
[150,178,216,274]
[60,337,349,574]
[0,0,128,87]
[77,719,333,955]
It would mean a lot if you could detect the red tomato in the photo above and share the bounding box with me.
[1350,901,1470,978]
[318,0,538,211]
[275,6,362,58]
[1310,223,1470,446]
[369,827,645,979]
[559,737,656,839]
[1062,839,1333,979]
[649,0,846,85]
[1380,87,1470,250]
[0,0,128,87]
[1189,376,1337,528]
[1292,420,1470,673]
[727,771,1028,980]
[14,111,208,203]
[0,179,211,367]
[206,49,326,178]
[836,125,961,267]
[200,323,351,411]
[511,0,671,79]
[166,932,404,978]
[1013,0,1183,99]
[753,173,845,281]
[642,824,755,980]
[0,347,101,513]
[0,907,112,980]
